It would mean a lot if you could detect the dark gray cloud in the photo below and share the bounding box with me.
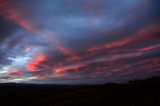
[0,18,19,42]
[0,17,20,68]
[0,0,160,84]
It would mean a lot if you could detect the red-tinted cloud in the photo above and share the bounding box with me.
[57,46,75,56]
[88,23,160,53]
[138,45,160,52]
[0,0,40,35]
[6,69,22,77]
[53,64,85,74]
[0,0,159,83]
[26,54,48,72]
[57,46,81,62]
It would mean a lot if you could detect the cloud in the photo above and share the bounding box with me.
[0,18,19,42]
[26,53,48,72]
[0,0,160,84]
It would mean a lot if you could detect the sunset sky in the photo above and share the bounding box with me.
[0,0,160,84]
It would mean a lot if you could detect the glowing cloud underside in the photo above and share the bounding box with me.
[0,0,160,84]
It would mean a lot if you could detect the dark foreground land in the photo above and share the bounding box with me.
[0,77,160,106]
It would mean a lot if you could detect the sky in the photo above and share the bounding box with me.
[0,0,160,84]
